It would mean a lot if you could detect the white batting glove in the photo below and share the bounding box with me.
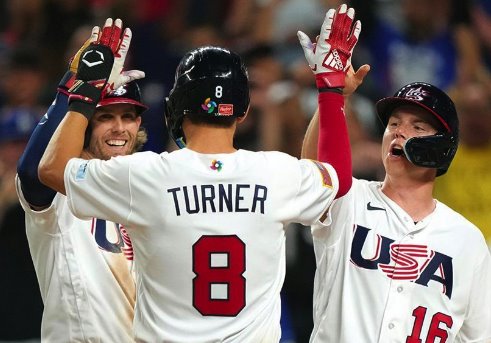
[297,4,361,89]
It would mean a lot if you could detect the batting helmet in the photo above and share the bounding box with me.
[376,82,459,176]
[164,46,250,148]
[97,81,148,115]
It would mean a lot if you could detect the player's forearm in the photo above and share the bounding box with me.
[38,111,88,195]
[17,91,69,206]
[317,91,352,198]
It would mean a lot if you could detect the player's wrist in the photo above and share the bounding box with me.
[318,87,343,94]
[58,71,76,95]
[315,72,345,89]
[67,80,102,120]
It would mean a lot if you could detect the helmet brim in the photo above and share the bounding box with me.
[96,98,148,115]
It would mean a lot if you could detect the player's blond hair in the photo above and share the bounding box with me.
[133,127,148,153]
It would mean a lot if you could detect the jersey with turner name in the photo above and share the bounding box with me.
[310,178,491,342]
[64,148,338,342]
[15,176,135,343]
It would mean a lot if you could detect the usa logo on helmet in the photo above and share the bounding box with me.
[112,86,128,96]
[404,87,429,101]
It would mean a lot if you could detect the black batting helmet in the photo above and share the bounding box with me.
[164,46,250,148]
[97,81,148,115]
[376,82,459,176]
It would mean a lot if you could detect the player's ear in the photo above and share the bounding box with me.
[237,105,250,124]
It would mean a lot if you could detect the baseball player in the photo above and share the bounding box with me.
[15,24,146,341]
[37,10,361,342]
[299,8,491,342]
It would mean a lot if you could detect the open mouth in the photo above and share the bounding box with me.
[390,145,405,157]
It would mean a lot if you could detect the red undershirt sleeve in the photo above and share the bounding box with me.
[317,91,352,198]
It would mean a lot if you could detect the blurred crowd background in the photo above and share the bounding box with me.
[1,0,491,342]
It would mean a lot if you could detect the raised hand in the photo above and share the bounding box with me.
[57,27,101,92]
[99,18,145,92]
[69,27,101,75]
[297,4,361,89]
[68,18,144,119]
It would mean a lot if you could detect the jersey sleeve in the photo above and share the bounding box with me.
[289,159,339,225]
[64,155,133,224]
[15,174,60,235]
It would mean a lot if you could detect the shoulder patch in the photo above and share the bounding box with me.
[311,160,333,188]
[75,162,89,181]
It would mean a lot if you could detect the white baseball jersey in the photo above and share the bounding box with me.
[64,148,338,342]
[15,175,135,343]
[310,178,491,342]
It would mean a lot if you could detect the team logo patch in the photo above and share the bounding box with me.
[311,160,332,188]
[403,87,429,101]
[75,162,89,181]
[218,104,233,116]
[201,97,217,113]
[210,159,223,171]
[111,86,127,96]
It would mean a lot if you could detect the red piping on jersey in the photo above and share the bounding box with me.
[317,92,352,198]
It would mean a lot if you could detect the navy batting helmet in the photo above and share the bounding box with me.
[97,81,148,115]
[164,46,250,148]
[376,82,459,176]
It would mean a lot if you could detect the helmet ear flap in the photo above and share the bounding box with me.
[164,96,186,148]
[403,134,458,175]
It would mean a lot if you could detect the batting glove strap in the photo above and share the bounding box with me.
[316,72,345,89]
[317,85,343,94]
[68,81,102,120]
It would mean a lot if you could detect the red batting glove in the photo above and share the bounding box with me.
[297,4,361,89]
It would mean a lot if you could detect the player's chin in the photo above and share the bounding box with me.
[105,145,132,158]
